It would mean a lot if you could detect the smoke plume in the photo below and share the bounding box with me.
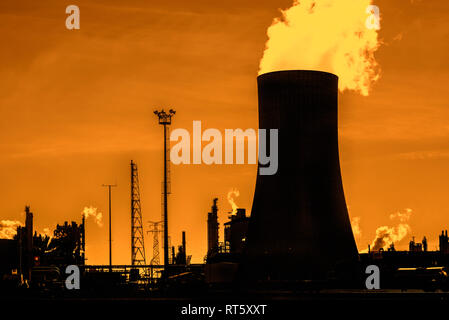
[259,0,381,96]
[82,206,103,227]
[369,208,412,251]
[41,227,53,239]
[227,189,240,214]
[0,220,23,239]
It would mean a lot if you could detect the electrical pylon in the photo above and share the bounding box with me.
[148,221,163,265]
[131,160,146,266]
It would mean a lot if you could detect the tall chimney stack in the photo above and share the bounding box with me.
[25,206,33,281]
[207,198,219,258]
[182,231,186,264]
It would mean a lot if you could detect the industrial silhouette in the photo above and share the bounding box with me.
[1,73,449,301]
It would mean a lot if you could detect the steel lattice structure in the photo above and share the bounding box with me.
[148,221,163,266]
[131,160,147,266]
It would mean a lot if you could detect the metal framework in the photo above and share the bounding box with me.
[154,109,175,271]
[147,221,163,266]
[131,160,146,266]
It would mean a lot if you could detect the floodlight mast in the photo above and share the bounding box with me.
[154,108,175,274]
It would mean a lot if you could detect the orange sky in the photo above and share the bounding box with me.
[0,0,448,264]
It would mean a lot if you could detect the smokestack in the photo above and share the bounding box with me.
[207,198,219,257]
[25,206,33,251]
[25,206,33,281]
[182,231,186,258]
[243,70,358,281]
[82,214,86,264]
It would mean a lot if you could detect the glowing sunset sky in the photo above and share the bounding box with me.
[0,0,448,263]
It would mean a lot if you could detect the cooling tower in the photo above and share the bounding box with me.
[243,70,358,281]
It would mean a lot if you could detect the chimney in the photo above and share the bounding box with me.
[182,231,186,264]
[242,70,358,282]
[207,198,219,257]
[82,214,86,264]
[24,206,33,281]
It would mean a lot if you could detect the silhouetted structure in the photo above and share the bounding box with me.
[148,221,163,265]
[409,237,427,252]
[409,238,422,252]
[102,183,117,270]
[440,230,449,254]
[1,207,85,287]
[47,221,85,266]
[182,231,187,264]
[205,204,249,284]
[10,206,35,282]
[82,214,86,261]
[224,209,249,254]
[25,207,33,275]
[173,231,188,265]
[243,70,358,282]
[131,160,146,266]
[154,109,176,273]
[207,198,219,258]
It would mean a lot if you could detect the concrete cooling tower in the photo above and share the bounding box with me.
[242,70,358,282]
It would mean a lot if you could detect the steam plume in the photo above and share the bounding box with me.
[41,227,53,239]
[259,0,381,96]
[369,208,412,251]
[227,189,240,214]
[82,206,103,227]
[0,220,23,239]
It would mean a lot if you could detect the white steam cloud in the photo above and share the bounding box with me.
[369,208,413,251]
[82,206,103,227]
[227,189,240,214]
[259,0,381,96]
[0,220,23,239]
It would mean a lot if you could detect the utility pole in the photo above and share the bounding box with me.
[102,183,117,271]
[154,108,175,274]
